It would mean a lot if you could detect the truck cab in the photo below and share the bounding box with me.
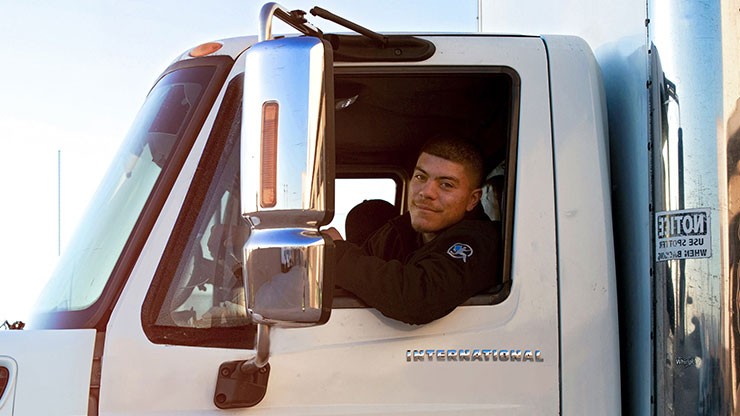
[3,4,620,415]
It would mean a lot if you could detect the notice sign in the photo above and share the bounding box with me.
[655,208,711,261]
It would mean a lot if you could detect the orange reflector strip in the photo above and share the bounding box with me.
[261,101,279,208]
[189,42,223,57]
[0,366,8,399]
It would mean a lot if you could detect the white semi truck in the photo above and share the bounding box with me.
[1,1,739,414]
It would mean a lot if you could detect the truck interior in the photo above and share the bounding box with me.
[334,70,513,171]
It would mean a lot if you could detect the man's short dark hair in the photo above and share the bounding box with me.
[419,136,484,188]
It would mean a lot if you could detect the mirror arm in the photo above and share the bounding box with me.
[239,323,270,373]
[259,2,323,42]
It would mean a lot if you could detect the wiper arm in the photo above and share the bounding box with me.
[310,6,388,47]
[1,320,25,330]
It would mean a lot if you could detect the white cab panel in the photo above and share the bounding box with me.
[544,35,621,415]
[0,329,95,416]
[100,35,559,414]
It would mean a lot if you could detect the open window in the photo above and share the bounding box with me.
[330,68,518,307]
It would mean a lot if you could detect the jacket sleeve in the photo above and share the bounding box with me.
[334,221,500,324]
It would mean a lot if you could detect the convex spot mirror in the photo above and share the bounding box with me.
[240,36,335,328]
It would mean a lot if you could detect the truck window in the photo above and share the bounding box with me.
[150,131,246,330]
[32,60,231,329]
[331,69,517,307]
[326,177,400,239]
[143,74,256,349]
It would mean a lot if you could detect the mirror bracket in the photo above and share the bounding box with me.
[213,324,271,409]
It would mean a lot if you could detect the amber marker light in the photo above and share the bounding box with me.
[189,42,223,57]
[260,101,279,208]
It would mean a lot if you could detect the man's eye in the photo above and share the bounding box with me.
[414,174,426,181]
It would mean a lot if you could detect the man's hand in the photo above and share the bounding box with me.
[323,227,344,241]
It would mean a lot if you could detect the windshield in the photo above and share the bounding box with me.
[34,65,217,317]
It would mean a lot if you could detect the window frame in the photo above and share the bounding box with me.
[330,65,521,308]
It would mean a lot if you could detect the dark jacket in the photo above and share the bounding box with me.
[334,207,501,324]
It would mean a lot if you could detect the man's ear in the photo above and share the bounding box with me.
[466,188,483,211]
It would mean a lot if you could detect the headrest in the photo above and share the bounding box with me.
[345,199,397,244]
[481,161,505,221]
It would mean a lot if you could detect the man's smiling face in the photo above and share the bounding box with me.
[408,152,482,242]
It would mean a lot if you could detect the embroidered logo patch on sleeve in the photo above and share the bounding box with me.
[447,243,473,262]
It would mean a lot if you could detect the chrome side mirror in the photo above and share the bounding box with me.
[215,4,334,410]
[240,34,335,328]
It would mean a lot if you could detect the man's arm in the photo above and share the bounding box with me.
[334,220,500,324]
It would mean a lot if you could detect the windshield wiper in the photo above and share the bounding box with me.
[310,6,388,47]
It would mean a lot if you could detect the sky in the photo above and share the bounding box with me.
[0,1,478,323]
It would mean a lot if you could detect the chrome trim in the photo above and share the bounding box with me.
[650,0,739,412]
[240,324,270,372]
